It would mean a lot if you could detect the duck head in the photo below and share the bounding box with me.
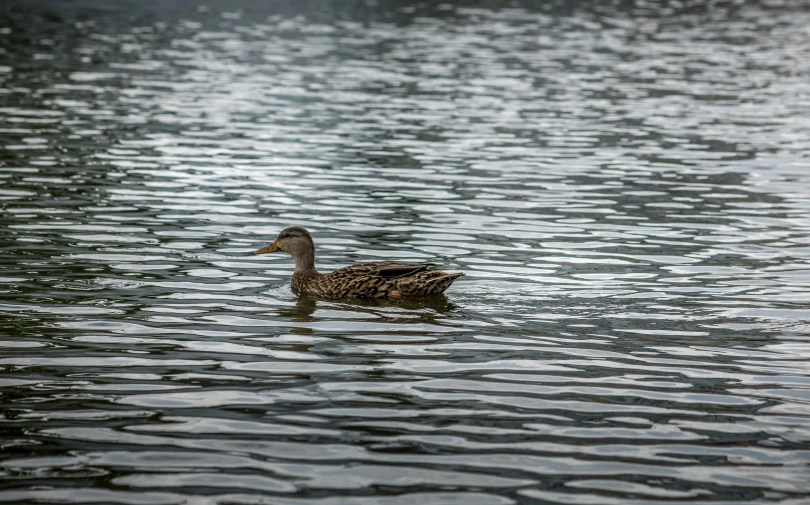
[254,226,316,272]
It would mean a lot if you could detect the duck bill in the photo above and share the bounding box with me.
[254,241,279,254]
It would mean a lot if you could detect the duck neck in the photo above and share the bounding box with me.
[293,248,318,276]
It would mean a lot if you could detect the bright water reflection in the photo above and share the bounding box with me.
[2,0,810,504]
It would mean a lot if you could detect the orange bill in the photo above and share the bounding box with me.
[253,241,279,254]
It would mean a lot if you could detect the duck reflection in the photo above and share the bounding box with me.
[278,294,319,321]
[361,294,459,315]
[278,293,459,325]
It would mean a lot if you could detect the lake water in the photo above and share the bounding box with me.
[2,0,810,504]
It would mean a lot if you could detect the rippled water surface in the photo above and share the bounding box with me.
[2,0,810,503]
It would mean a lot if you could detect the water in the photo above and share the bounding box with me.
[2,0,810,503]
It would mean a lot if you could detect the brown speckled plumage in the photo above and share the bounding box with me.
[254,227,463,299]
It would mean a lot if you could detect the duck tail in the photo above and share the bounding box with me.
[395,271,464,296]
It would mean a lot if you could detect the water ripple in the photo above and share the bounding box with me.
[2,0,810,504]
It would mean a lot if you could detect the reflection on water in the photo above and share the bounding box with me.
[2,0,810,503]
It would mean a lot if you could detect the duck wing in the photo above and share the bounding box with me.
[331,262,432,280]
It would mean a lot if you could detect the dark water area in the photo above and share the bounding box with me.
[2,0,810,503]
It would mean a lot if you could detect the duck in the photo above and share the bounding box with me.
[254,227,463,299]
